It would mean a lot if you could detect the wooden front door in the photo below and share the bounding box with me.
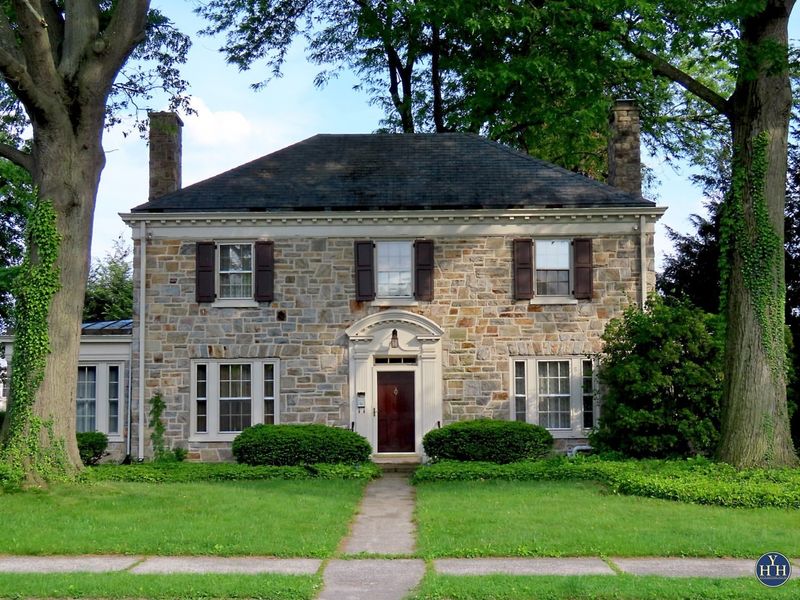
[377,371,415,452]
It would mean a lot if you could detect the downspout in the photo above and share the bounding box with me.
[138,221,147,460]
[639,215,647,309]
[125,352,132,460]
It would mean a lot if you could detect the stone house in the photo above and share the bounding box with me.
[111,100,664,462]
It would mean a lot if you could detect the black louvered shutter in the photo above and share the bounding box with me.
[254,241,275,302]
[195,242,216,303]
[573,238,593,300]
[354,241,375,301]
[414,240,434,301]
[513,239,533,300]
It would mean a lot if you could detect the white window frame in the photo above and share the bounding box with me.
[534,239,572,298]
[76,361,125,442]
[216,242,254,301]
[509,356,596,437]
[190,358,280,442]
[375,240,414,299]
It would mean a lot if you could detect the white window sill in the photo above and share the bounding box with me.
[529,297,578,305]
[372,298,419,307]
[106,435,125,444]
[548,429,589,439]
[211,299,260,309]
[188,434,241,443]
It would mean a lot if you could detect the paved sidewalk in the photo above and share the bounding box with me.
[318,559,425,600]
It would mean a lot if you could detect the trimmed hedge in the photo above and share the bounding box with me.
[84,461,381,483]
[412,457,800,509]
[422,419,553,463]
[76,431,108,466]
[232,424,372,466]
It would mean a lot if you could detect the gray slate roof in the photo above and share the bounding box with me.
[133,133,654,213]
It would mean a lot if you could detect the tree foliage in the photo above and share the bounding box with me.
[590,298,725,458]
[83,237,132,323]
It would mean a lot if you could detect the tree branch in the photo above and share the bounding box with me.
[620,36,731,117]
[12,0,63,99]
[93,1,150,86]
[59,0,97,78]
[0,142,34,173]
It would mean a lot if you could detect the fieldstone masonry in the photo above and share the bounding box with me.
[131,231,655,460]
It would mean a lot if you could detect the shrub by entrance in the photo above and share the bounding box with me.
[232,424,372,466]
[422,419,553,463]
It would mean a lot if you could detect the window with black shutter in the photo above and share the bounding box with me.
[354,240,375,301]
[513,239,533,300]
[195,242,216,303]
[254,241,275,302]
[414,240,434,301]
[572,238,593,300]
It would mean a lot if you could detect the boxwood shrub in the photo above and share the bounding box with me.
[422,419,553,463]
[232,424,372,466]
[76,431,108,466]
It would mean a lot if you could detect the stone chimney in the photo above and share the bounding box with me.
[607,99,641,196]
[149,111,183,199]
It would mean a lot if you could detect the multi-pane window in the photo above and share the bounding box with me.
[108,366,120,435]
[191,360,280,439]
[219,364,252,432]
[77,366,97,433]
[218,243,253,299]
[196,364,208,433]
[75,363,123,438]
[513,361,527,422]
[538,361,571,429]
[510,357,596,432]
[535,240,570,296]
[264,363,276,424]
[376,241,413,297]
[582,360,595,428]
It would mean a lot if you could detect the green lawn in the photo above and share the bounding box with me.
[0,479,366,556]
[409,574,800,600]
[0,573,319,599]
[416,480,800,557]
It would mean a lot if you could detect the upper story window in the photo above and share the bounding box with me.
[354,239,434,302]
[218,243,253,299]
[513,238,593,301]
[535,240,570,296]
[376,241,413,298]
[196,241,274,305]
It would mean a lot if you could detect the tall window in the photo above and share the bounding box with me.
[108,365,120,435]
[264,363,276,424]
[535,240,570,296]
[582,359,595,428]
[218,243,253,299]
[191,359,280,439]
[77,366,97,433]
[513,361,527,422]
[219,364,252,432]
[538,361,571,429]
[376,241,412,297]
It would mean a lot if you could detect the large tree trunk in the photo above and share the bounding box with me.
[12,122,107,480]
[717,3,798,467]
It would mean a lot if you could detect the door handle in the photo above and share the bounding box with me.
[373,407,377,417]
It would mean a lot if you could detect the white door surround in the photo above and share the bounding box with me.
[345,310,444,456]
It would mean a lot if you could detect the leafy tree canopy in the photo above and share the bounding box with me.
[83,236,132,323]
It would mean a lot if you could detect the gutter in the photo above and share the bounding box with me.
[138,221,147,460]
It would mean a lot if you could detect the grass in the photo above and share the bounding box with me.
[0,479,366,556]
[408,574,800,599]
[0,572,319,599]
[416,480,800,557]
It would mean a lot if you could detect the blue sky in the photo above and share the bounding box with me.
[93,2,800,270]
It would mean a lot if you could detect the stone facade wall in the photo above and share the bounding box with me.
[131,232,654,459]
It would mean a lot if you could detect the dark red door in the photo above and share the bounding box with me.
[377,371,415,452]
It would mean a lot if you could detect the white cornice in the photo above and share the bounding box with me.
[120,207,666,240]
